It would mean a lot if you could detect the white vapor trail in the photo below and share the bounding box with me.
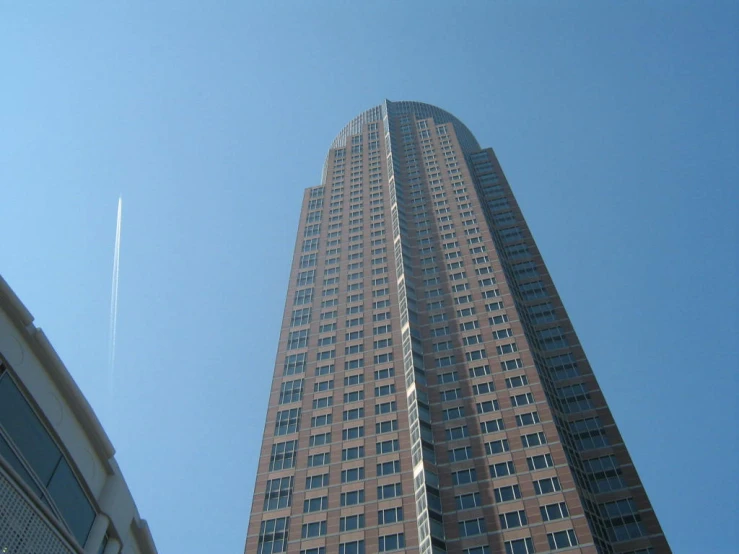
[108,196,122,393]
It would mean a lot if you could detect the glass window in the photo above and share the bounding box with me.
[0,374,62,484]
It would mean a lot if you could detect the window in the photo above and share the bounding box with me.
[584,455,626,492]
[558,383,594,414]
[342,426,364,440]
[269,441,297,471]
[456,492,482,509]
[521,432,547,448]
[377,459,401,476]
[257,518,289,554]
[438,371,459,384]
[344,390,364,403]
[472,382,495,395]
[520,281,547,300]
[465,349,486,361]
[375,384,396,397]
[443,406,465,420]
[341,467,365,483]
[547,530,578,550]
[283,353,307,376]
[378,506,404,525]
[263,476,294,510]
[464,548,490,554]
[345,359,364,372]
[493,328,513,340]
[494,484,521,502]
[301,521,327,539]
[481,418,505,433]
[501,358,523,371]
[376,420,399,434]
[533,476,561,495]
[490,461,516,477]
[527,453,555,470]
[316,364,334,377]
[287,329,308,350]
[541,501,569,521]
[314,379,333,392]
[342,446,365,461]
[469,365,491,378]
[496,343,518,355]
[601,498,646,541]
[375,401,397,415]
[537,326,568,350]
[511,392,534,407]
[279,379,304,404]
[440,388,461,401]
[570,417,609,450]
[309,432,331,446]
[305,473,329,490]
[344,407,364,421]
[452,468,477,485]
[317,336,336,347]
[449,446,472,462]
[316,350,335,361]
[340,514,365,531]
[476,400,499,414]
[458,518,486,537]
[345,344,364,355]
[433,340,453,352]
[319,322,336,333]
[499,509,528,529]
[547,353,580,380]
[504,537,535,554]
[377,482,402,500]
[275,408,300,435]
[344,373,364,386]
[374,352,393,364]
[376,439,400,454]
[291,307,312,326]
[340,489,365,506]
[339,540,365,554]
[303,496,328,513]
[301,548,326,554]
[506,375,529,388]
[374,367,395,380]
[307,452,330,467]
[294,288,313,306]
[516,411,540,426]
[445,425,469,441]
[485,439,509,455]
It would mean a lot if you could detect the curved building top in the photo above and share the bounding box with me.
[0,274,157,554]
[322,100,481,183]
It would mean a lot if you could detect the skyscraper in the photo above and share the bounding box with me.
[245,101,670,554]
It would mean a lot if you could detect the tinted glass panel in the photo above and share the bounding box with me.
[0,374,61,485]
[47,458,95,546]
[0,433,43,496]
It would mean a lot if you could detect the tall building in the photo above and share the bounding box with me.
[0,275,157,554]
[245,101,669,554]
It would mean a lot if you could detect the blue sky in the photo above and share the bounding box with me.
[1,2,737,553]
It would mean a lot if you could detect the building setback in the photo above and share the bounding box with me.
[244,101,670,554]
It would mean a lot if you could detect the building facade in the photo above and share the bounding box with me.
[245,101,670,554]
[0,276,157,554]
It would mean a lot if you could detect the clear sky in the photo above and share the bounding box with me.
[1,2,737,553]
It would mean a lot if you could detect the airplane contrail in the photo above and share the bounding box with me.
[108,196,122,393]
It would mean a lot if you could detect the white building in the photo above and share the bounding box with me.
[0,275,157,554]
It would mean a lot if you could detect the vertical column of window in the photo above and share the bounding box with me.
[468,150,624,550]
[383,105,437,554]
[257,517,289,554]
